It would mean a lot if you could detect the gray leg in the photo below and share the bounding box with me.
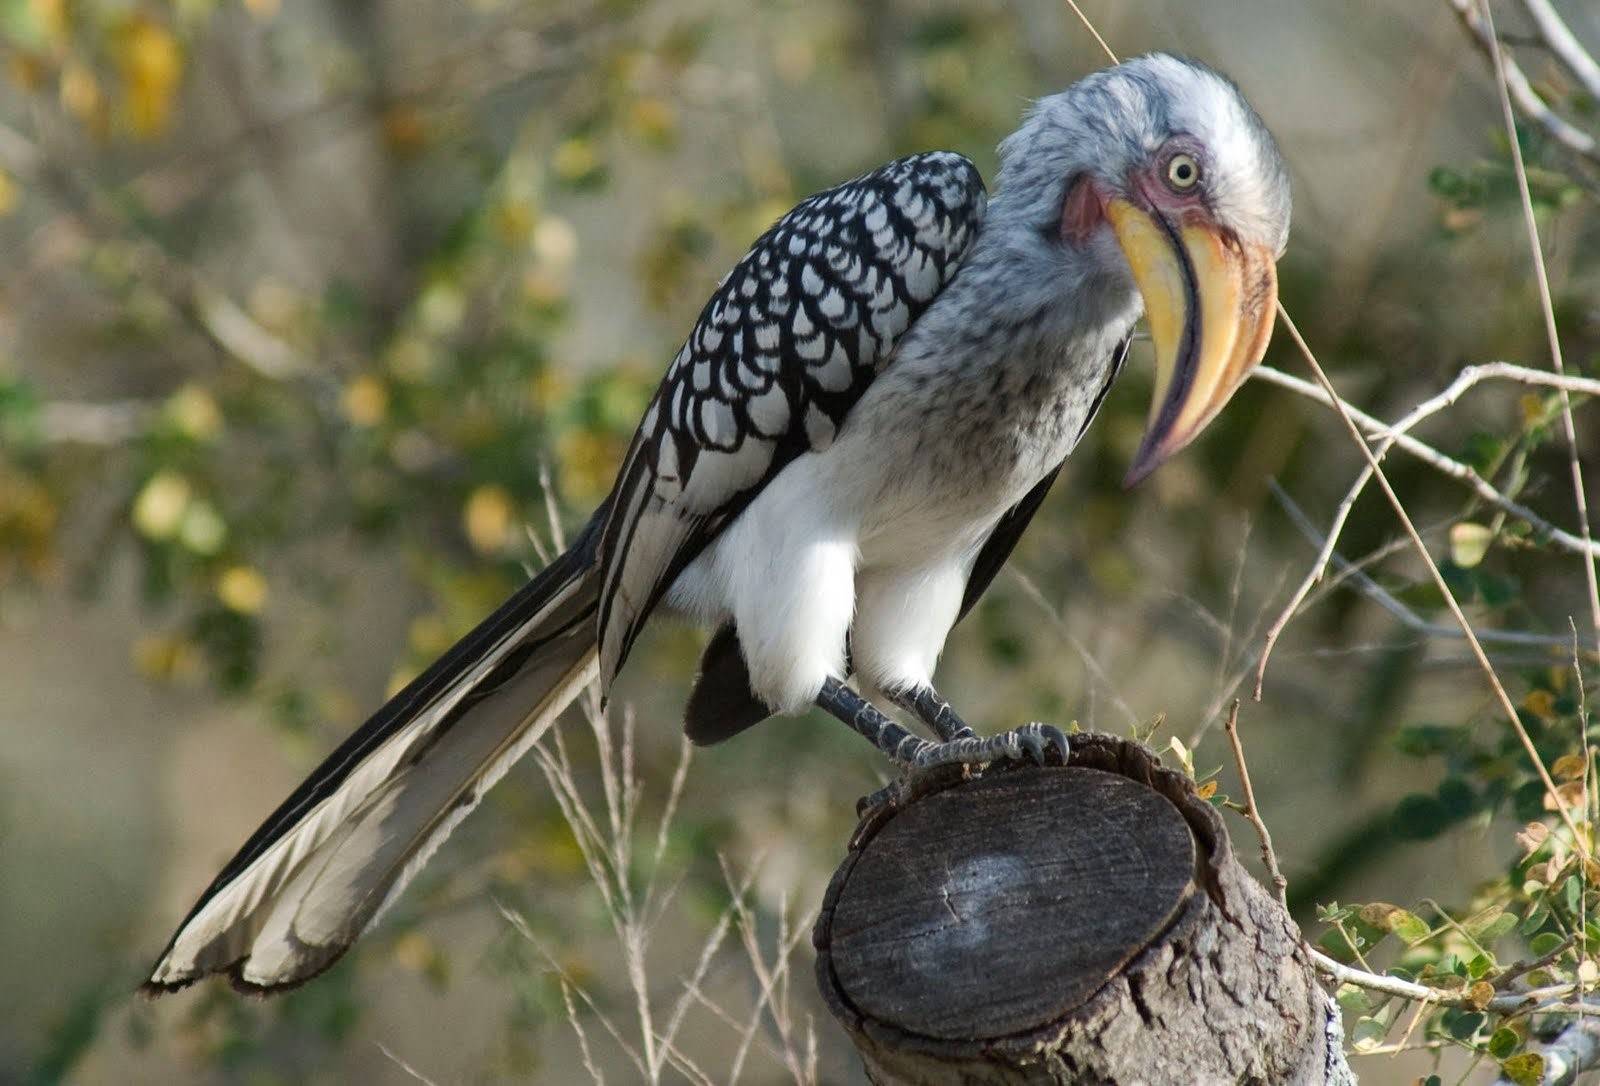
[886,684,977,742]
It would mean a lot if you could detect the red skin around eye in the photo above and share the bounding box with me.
[1060,174,1109,245]
[1060,159,1213,248]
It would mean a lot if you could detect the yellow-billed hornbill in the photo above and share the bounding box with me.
[146,53,1290,994]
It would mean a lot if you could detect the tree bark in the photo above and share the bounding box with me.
[812,732,1355,1085]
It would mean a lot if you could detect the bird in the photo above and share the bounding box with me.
[144,52,1291,995]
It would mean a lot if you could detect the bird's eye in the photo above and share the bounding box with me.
[1166,153,1200,191]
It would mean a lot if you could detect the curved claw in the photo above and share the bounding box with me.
[1023,722,1070,766]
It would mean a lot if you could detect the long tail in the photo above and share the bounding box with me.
[143,509,606,995]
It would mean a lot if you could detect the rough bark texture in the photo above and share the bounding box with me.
[813,732,1356,1085]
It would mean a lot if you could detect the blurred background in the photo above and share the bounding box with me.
[2,0,1598,1082]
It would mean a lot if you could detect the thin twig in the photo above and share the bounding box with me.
[1270,481,1576,653]
[1250,365,1600,564]
[1253,361,1600,695]
[1480,0,1600,658]
[1222,700,1288,907]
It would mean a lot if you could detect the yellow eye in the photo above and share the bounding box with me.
[1166,153,1200,190]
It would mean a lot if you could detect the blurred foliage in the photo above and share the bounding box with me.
[1,0,1599,1083]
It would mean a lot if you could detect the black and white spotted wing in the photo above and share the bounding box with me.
[595,152,987,685]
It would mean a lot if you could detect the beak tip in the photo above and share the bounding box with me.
[1124,423,1187,487]
[1122,450,1161,489]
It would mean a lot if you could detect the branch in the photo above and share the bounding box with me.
[1516,0,1600,105]
[1222,701,1287,907]
[1445,0,1600,164]
[1250,364,1600,561]
[1312,950,1595,1018]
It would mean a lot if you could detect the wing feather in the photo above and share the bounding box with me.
[596,152,988,683]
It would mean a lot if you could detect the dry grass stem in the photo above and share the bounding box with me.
[375,1042,443,1086]
[1010,569,1141,730]
[1477,0,1600,657]
[1273,306,1590,857]
[1445,0,1600,162]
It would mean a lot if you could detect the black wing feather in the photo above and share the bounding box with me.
[595,152,988,686]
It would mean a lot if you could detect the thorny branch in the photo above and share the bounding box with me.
[1221,701,1287,907]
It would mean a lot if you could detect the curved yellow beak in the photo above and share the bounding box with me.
[1106,198,1279,486]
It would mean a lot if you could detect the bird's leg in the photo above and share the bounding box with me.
[816,678,1069,769]
[885,683,976,742]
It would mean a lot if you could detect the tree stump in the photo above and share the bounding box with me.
[813,732,1355,1085]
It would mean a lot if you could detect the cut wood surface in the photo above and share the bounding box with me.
[813,732,1355,1085]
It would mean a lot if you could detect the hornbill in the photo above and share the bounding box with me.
[145,53,1291,994]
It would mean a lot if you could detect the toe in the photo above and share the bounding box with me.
[1036,723,1070,765]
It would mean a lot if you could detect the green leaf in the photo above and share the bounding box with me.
[1473,910,1518,944]
[1360,902,1431,946]
[1500,1052,1545,1086]
[1475,570,1519,607]
[1467,952,1495,979]
[1565,874,1582,915]
[1335,984,1374,1017]
[1349,1015,1391,1053]
[1450,522,1493,567]
[1446,1010,1485,1040]
[1488,1026,1521,1059]
[1393,793,1453,839]
[1529,931,1566,957]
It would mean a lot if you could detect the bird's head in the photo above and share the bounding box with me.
[998,53,1291,485]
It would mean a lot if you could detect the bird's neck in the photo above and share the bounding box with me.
[915,206,1142,381]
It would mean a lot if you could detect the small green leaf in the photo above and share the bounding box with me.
[1335,984,1375,1016]
[1360,902,1431,945]
[1488,1026,1521,1059]
[1451,522,1493,567]
[1349,1015,1391,1053]
[1462,904,1505,936]
[1522,905,1550,935]
[1530,931,1566,957]
[1467,952,1495,979]
[1477,911,1518,944]
[1565,874,1582,915]
[1447,1010,1485,1040]
[1500,1052,1545,1086]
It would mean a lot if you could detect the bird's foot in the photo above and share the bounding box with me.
[853,723,1070,822]
[907,721,1070,770]
[814,679,1068,820]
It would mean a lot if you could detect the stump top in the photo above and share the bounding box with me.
[822,766,1196,1041]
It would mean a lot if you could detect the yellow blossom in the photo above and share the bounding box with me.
[132,472,191,539]
[216,565,268,614]
[463,485,514,554]
[342,374,389,427]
